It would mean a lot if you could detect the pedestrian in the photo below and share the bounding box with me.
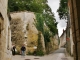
[12,45,16,55]
[20,44,26,56]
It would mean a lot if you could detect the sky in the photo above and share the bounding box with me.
[47,0,67,37]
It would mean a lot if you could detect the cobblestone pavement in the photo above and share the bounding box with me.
[12,48,74,60]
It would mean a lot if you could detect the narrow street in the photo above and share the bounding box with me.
[1,0,80,60]
[12,48,73,60]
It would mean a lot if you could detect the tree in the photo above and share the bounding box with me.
[8,0,46,13]
[35,13,58,54]
[57,0,68,19]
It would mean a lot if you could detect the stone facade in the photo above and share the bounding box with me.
[66,19,74,56]
[68,0,80,60]
[45,34,59,54]
[0,0,12,60]
[59,30,66,48]
[70,26,74,56]
[66,3,74,56]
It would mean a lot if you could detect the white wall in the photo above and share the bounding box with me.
[59,31,66,48]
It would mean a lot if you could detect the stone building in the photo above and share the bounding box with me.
[59,29,66,48]
[66,3,74,56]
[68,0,80,60]
[66,19,74,56]
[0,0,12,60]
[59,21,74,56]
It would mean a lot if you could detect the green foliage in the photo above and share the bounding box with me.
[16,51,20,55]
[27,50,44,56]
[36,50,44,56]
[35,12,58,46]
[43,4,58,35]
[8,0,58,35]
[35,13,58,36]
[35,13,58,54]
[44,29,51,46]
[27,51,33,55]
[43,14,58,35]
[37,32,44,51]
[35,13,44,33]
[8,0,46,13]
[57,0,68,19]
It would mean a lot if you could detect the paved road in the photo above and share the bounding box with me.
[53,48,66,53]
[12,48,73,60]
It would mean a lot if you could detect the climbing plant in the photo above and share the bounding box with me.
[34,13,45,55]
[36,31,44,56]
[35,13,58,54]
[44,14,58,35]
[44,29,51,45]
[34,13,44,33]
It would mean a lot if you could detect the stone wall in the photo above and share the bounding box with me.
[0,0,12,60]
[50,34,59,52]
[68,3,74,56]
[10,11,46,53]
[53,34,59,50]
[68,0,80,60]
[70,27,74,56]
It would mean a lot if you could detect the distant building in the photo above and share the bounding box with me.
[59,29,66,48]
[65,1,80,60]
[66,2,74,56]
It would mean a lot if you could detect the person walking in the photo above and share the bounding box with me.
[20,44,26,56]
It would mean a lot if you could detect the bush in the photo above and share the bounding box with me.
[27,51,33,55]
[36,50,44,56]
[16,51,21,55]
